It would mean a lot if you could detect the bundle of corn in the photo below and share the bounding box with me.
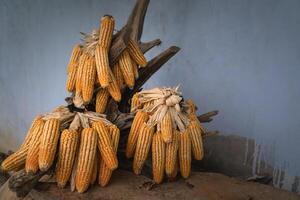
[1,107,120,193]
[126,86,205,183]
[66,15,148,111]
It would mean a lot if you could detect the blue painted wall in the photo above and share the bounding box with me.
[0,0,299,192]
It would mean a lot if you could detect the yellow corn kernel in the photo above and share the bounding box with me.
[161,111,173,143]
[165,131,179,177]
[98,15,115,49]
[82,56,96,103]
[93,121,118,170]
[152,133,165,184]
[38,118,60,171]
[25,119,45,173]
[56,129,79,188]
[130,93,140,112]
[67,44,82,74]
[126,111,149,158]
[127,39,147,67]
[188,120,204,160]
[107,70,122,102]
[133,123,154,175]
[98,125,120,187]
[75,53,89,94]
[95,89,109,113]
[75,128,97,193]
[95,45,111,88]
[178,130,191,178]
[112,63,125,90]
[118,50,135,88]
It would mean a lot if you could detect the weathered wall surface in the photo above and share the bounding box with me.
[0,0,299,193]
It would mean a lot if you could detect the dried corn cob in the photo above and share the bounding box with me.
[169,160,178,179]
[67,44,82,73]
[95,89,109,113]
[107,70,122,102]
[66,62,78,92]
[25,119,45,173]
[38,118,60,171]
[90,153,98,185]
[152,133,165,184]
[133,123,154,175]
[98,125,120,187]
[95,45,111,88]
[161,110,173,143]
[75,53,89,94]
[118,50,135,88]
[127,39,147,67]
[1,117,44,171]
[178,130,191,178]
[75,128,97,193]
[98,15,115,49]
[93,121,118,170]
[165,131,179,177]
[82,56,96,103]
[20,116,43,149]
[188,120,204,160]
[130,93,140,112]
[1,149,27,172]
[112,63,125,90]
[56,129,79,188]
[132,61,139,79]
[126,111,149,158]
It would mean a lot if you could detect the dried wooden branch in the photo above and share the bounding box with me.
[197,110,219,123]
[140,39,162,53]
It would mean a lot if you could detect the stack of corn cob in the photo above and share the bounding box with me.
[126,87,205,183]
[1,107,120,193]
[66,15,148,113]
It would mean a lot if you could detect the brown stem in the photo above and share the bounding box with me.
[140,39,162,53]
[198,110,219,123]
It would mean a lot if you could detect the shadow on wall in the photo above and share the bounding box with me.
[197,134,299,194]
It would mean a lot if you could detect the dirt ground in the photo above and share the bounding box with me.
[1,170,299,200]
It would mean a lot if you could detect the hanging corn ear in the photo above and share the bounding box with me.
[66,62,78,92]
[98,15,115,49]
[127,39,147,67]
[132,61,139,79]
[93,121,118,170]
[75,53,89,94]
[82,56,96,103]
[178,130,191,178]
[165,131,179,177]
[38,118,60,171]
[95,45,111,88]
[161,110,173,143]
[1,149,27,172]
[126,111,149,158]
[90,153,98,185]
[130,93,140,112]
[118,50,135,88]
[112,63,125,90]
[56,129,79,188]
[169,160,179,179]
[152,133,166,184]
[185,99,197,114]
[95,89,109,113]
[188,120,204,160]
[107,70,122,102]
[1,117,43,171]
[20,116,43,150]
[75,128,97,193]
[98,125,120,187]
[25,119,45,173]
[133,123,154,175]
[67,44,82,74]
